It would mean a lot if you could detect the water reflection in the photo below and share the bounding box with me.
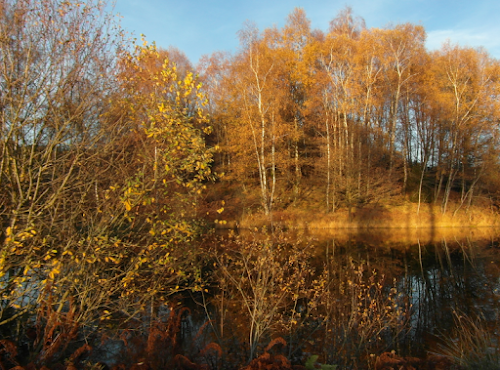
[218,226,500,358]
[310,227,500,356]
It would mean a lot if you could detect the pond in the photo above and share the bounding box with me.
[13,226,498,369]
[202,226,500,368]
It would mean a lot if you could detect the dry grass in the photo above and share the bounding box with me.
[231,202,500,231]
[437,311,500,370]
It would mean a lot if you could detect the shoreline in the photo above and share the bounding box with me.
[214,202,500,231]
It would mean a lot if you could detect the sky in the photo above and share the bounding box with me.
[112,0,500,65]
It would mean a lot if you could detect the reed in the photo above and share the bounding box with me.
[438,311,500,370]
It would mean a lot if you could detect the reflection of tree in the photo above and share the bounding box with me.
[399,238,500,353]
[306,234,500,359]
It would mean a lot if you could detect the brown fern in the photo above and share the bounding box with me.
[146,326,165,358]
[273,354,291,367]
[200,342,222,358]
[66,364,78,370]
[199,342,223,370]
[35,294,80,364]
[174,354,201,370]
[119,329,131,347]
[0,339,20,370]
[264,337,287,353]
[169,307,191,349]
[68,343,91,363]
[242,337,292,370]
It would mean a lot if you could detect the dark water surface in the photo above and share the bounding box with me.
[217,227,500,357]
[87,227,500,368]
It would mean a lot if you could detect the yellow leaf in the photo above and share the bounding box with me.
[49,266,60,279]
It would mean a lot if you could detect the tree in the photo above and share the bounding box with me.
[313,7,365,213]
[0,0,214,347]
[431,44,500,213]
[0,0,126,340]
[197,51,233,175]
[225,22,283,216]
[0,0,122,235]
[279,8,312,202]
[113,39,214,241]
[379,24,426,174]
[355,28,385,196]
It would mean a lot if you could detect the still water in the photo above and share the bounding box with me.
[91,227,500,368]
[220,226,500,360]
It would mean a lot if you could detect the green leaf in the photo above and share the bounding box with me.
[321,365,337,370]
[305,355,319,370]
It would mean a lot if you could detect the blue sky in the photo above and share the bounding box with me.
[112,0,500,65]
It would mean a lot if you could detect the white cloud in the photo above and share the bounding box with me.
[426,28,500,58]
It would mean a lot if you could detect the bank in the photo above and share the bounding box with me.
[214,201,500,230]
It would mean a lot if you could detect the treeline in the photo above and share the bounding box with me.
[1,0,500,367]
[199,7,500,216]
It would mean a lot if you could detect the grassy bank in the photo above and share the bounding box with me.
[217,202,500,230]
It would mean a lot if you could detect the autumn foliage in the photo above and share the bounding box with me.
[201,7,500,219]
[1,0,500,369]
